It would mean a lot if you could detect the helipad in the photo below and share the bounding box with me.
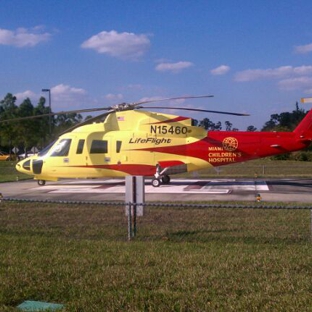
[1,178,312,203]
[31,178,269,194]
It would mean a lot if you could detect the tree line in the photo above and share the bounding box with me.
[0,93,310,159]
[0,93,84,154]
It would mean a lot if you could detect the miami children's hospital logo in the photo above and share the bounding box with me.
[222,137,238,151]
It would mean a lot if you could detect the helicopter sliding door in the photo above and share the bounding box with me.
[85,133,118,177]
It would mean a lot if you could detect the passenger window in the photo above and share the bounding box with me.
[90,140,108,153]
[116,141,122,153]
[50,139,72,157]
[76,139,85,154]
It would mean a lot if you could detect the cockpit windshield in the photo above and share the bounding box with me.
[37,140,56,157]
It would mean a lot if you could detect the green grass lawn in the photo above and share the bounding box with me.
[0,161,30,183]
[0,202,311,311]
[1,160,312,310]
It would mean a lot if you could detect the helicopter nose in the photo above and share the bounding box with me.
[16,158,32,174]
[16,157,44,175]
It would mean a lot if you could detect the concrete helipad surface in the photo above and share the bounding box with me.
[1,178,312,203]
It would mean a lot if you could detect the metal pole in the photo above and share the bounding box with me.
[310,209,312,242]
[128,202,132,241]
[42,89,52,138]
[133,176,137,238]
[48,90,51,137]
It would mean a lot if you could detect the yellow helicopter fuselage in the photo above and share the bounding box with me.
[16,110,208,182]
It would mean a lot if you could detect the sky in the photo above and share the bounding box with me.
[1,0,312,130]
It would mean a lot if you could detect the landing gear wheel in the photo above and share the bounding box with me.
[37,180,46,186]
[161,175,171,184]
[152,178,161,187]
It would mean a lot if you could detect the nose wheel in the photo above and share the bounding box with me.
[37,180,46,186]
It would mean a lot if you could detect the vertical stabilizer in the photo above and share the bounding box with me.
[293,109,312,140]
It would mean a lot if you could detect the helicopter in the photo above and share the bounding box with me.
[2,95,312,187]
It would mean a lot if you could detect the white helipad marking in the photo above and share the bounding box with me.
[203,180,268,192]
[32,179,268,194]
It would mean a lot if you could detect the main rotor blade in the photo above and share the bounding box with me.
[0,107,112,123]
[133,95,214,106]
[0,95,214,123]
[57,110,115,136]
[139,106,250,116]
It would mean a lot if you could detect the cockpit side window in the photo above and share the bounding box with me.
[50,139,72,157]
